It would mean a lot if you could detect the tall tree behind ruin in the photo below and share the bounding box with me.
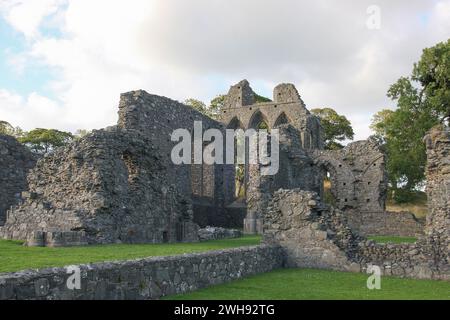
[0,120,24,138]
[19,128,74,154]
[310,108,354,150]
[371,39,450,202]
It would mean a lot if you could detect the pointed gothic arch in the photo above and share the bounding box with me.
[227,116,244,130]
[248,110,269,130]
[273,112,291,128]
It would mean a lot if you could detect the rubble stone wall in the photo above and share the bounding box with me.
[219,80,323,150]
[263,188,449,280]
[263,189,361,271]
[310,139,389,234]
[423,126,450,262]
[118,90,232,206]
[0,135,36,225]
[245,124,322,234]
[0,245,283,300]
[0,128,198,245]
[358,239,449,280]
[348,210,424,237]
[357,127,449,280]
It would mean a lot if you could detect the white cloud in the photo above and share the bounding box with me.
[0,0,449,139]
[0,89,63,130]
[0,0,64,38]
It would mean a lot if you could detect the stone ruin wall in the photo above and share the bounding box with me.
[0,245,283,300]
[423,126,450,260]
[0,135,36,225]
[0,128,198,245]
[118,90,230,205]
[367,211,424,237]
[117,90,236,228]
[309,139,424,237]
[263,189,361,272]
[264,187,448,280]
[262,125,449,280]
[219,80,424,238]
[0,82,447,284]
[1,90,240,245]
[219,80,324,234]
[0,90,242,246]
[310,139,388,216]
[245,124,322,234]
[219,80,323,150]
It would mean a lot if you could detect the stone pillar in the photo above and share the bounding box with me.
[273,83,303,104]
[423,126,450,258]
[224,80,255,109]
[244,163,264,234]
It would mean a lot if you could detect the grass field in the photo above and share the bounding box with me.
[386,192,428,218]
[166,268,450,300]
[367,235,418,244]
[0,235,261,274]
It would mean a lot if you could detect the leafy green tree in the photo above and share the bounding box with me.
[0,120,14,135]
[254,93,272,103]
[19,128,74,154]
[184,98,213,118]
[235,164,245,199]
[209,95,226,118]
[310,108,354,150]
[74,129,91,139]
[187,93,272,120]
[371,39,450,202]
[0,120,24,138]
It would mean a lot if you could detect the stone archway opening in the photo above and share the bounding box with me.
[227,117,247,202]
[323,169,337,207]
[273,112,291,128]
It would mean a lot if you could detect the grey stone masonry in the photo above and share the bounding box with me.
[0,128,199,245]
[354,211,424,237]
[356,126,450,280]
[0,245,283,300]
[223,80,256,109]
[197,226,242,241]
[245,124,322,234]
[358,240,449,280]
[423,125,450,262]
[219,80,323,150]
[263,189,361,272]
[309,138,389,235]
[263,188,449,280]
[0,135,36,225]
[117,90,230,204]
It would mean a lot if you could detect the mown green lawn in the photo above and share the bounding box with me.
[0,235,261,274]
[166,268,450,300]
[367,235,417,244]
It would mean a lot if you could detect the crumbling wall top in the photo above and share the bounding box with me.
[273,83,304,105]
[223,80,256,109]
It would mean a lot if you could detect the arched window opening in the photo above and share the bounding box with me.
[274,112,290,128]
[227,117,246,201]
[257,120,271,158]
[323,170,337,206]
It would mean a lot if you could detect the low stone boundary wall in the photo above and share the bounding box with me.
[198,227,242,241]
[347,211,424,237]
[358,240,450,281]
[0,245,283,300]
[193,203,246,229]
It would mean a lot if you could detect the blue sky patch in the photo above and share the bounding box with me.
[0,16,57,99]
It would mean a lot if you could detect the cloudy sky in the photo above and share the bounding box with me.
[0,0,449,140]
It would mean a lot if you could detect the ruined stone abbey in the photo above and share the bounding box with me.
[0,80,448,283]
